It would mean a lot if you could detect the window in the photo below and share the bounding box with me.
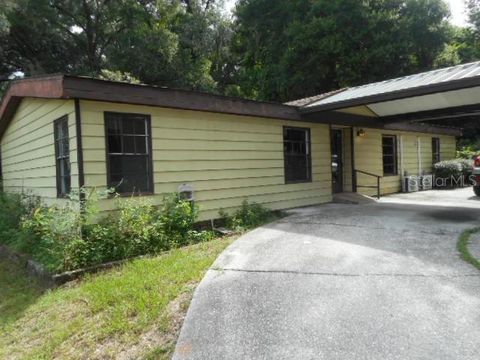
[54,116,71,197]
[432,137,440,164]
[105,112,153,194]
[382,135,397,176]
[283,127,311,183]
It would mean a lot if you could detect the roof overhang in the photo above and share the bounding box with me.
[0,74,463,139]
[0,75,301,138]
[0,75,65,137]
[302,70,480,114]
[301,110,462,136]
[296,73,480,137]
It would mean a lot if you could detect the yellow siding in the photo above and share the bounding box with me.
[1,97,458,215]
[353,127,456,196]
[439,135,456,161]
[1,98,77,204]
[79,100,332,220]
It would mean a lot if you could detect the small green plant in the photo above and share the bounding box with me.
[0,192,39,237]
[0,192,52,265]
[220,200,274,230]
[160,194,199,246]
[21,188,110,271]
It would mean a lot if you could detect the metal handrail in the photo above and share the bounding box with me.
[354,169,382,199]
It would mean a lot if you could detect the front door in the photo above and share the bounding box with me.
[331,129,344,193]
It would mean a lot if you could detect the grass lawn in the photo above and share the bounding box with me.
[457,227,480,271]
[0,236,234,360]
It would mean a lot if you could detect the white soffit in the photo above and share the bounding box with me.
[366,86,480,117]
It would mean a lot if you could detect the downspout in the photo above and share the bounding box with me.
[351,126,356,192]
[400,135,405,191]
[74,99,85,203]
[417,137,422,176]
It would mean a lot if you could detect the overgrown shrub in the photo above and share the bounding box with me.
[1,190,261,272]
[6,190,215,272]
[0,192,48,263]
[21,189,105,271]
[0,192,39,237]
[433,159,473,188]
[160,194,198,246]
[220,200,274,230]
[457,158,473,177]
[433,160,462,179]
[57,194,205,271]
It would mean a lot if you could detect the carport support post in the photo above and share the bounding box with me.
[377,177,380,199]
[351,126,357,192]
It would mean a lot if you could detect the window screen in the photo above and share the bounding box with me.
[382,135,397,176]
[284,127,312,183]
[54,116,71,197]
[105,112,153,194]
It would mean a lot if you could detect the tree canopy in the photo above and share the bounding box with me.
[0,0,479,102]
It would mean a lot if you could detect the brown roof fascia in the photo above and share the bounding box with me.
[0,75,301,139]
[0,75,65,137]
[61,76,300,121]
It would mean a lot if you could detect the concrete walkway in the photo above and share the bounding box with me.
[174,189,480,360]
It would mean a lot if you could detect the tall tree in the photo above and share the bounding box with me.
[467,0,480,31]
[0,0,232,91]
[232,0,451,102]
[435,0,480,67]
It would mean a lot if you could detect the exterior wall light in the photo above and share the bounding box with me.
[357,129,366,137]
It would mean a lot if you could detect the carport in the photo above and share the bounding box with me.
[292,61,480,197]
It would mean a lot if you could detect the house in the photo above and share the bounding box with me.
[2,61,478,221]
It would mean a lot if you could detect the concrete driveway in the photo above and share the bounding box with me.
[174,188,480,360]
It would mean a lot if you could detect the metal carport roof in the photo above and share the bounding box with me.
[296,61,480,120]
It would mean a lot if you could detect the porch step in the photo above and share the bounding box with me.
[332,192,377,205]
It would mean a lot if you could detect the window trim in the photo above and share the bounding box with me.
[283,126,312,184]
[104,112,154,196]
[54,116,71,198]
[382,134,398,177]
[432,137,441,164]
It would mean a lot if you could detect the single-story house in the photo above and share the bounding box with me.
[2,61,478,220]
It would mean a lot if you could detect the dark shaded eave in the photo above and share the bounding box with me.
[0,75,301,139]
[302,111,462,136]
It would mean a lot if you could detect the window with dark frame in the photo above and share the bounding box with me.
[283,127,311,183]
[382,135,397,176]
[432,137,441,164]
[54,117,71,197]
[105,112,153,194]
